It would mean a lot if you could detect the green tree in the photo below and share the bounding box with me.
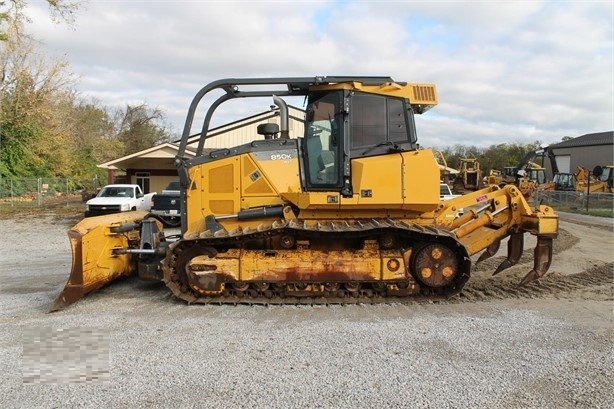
[0,17,75,177]
[115,104,172,157]
[434,141,544,178]
[440,144,483,171]
[65,100,122,179]
[0,1,175,181]
[1,0,79,42]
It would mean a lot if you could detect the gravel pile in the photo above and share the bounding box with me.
[0,216,611,408]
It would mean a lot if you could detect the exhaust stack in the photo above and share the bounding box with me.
[273,95,289,139]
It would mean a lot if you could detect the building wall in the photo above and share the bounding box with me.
[198,109,305,150]
[547,144,613,177]
[126,169,177,194]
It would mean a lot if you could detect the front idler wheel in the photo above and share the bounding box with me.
[411,243,459,289]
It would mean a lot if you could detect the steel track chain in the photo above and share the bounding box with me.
[163,218,471,305]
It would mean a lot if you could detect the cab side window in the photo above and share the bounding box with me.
[350,93,410,156]
[350,94,386,148]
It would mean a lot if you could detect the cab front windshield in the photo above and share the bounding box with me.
[553,173,575,189]
[598,167,612,182]
[528,170,546,184]
[304,92,341,186]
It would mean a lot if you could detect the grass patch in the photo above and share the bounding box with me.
[555,206,614,218]
[0,202,84,221]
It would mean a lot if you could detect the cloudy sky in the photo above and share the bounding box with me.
[25,0,613,149]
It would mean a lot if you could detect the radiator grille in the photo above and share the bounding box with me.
[412,85,437,104]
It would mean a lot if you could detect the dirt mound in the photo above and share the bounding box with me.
[458,262,613,303]
[472,228,579,273]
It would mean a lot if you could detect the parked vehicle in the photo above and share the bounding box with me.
[85,184,155,217]
[150,181,181,227]
[440,183,461,200]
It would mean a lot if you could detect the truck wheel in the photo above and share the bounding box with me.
[165,218,181,227]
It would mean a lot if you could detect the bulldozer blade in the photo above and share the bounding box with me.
[476,240,501,264]
[493,232,524,276]
[50,211,148,312]
[518,236,554,286]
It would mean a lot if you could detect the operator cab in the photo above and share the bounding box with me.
[593,165,614,188]
[302,89,418,196]
[553,173,577,191]
[527,169,546,185]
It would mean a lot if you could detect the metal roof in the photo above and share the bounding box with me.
[549,131,613,149]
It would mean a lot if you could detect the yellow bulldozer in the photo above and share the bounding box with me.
[452,158,483,194]
[51,77,559,311]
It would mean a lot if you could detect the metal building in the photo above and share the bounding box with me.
[545,131,613,179]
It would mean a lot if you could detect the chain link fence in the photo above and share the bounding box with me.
[535,189,614,212]
[2,176,612,215]
[0,177,100,208]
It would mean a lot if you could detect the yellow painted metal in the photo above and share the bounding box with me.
[245,153,301,195]
[182,145,558,266]
[188,248,409,285]
[185,152,301,236]
[50,211,149,312]
[433,184,559,256]
[281,150,440,213]
[342,154,404,209]
[520,205,559,236]
[310,81,438,111]
[400,149,440,211]
[341,150,440,212]
[184,126,440,238]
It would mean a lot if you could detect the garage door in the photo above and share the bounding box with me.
[556,155,571,173]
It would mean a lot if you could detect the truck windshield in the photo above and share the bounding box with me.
[99,187,134,197]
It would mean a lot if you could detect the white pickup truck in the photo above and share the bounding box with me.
[440,183,461,200]
[440,183,465,217]
[85,184,155,217]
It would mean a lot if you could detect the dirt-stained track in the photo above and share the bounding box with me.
[160,225,609,306]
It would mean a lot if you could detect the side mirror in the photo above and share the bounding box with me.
[257,123,280,140]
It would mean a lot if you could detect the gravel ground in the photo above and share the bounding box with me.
[0,212,612,408]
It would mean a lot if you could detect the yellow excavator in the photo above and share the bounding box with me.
[51,77,559,311]
[576,165,614,193]
[550,165,614,193]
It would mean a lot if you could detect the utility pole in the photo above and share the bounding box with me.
[586,171,591,213]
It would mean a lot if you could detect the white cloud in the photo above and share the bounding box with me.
[22,0,613,147]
